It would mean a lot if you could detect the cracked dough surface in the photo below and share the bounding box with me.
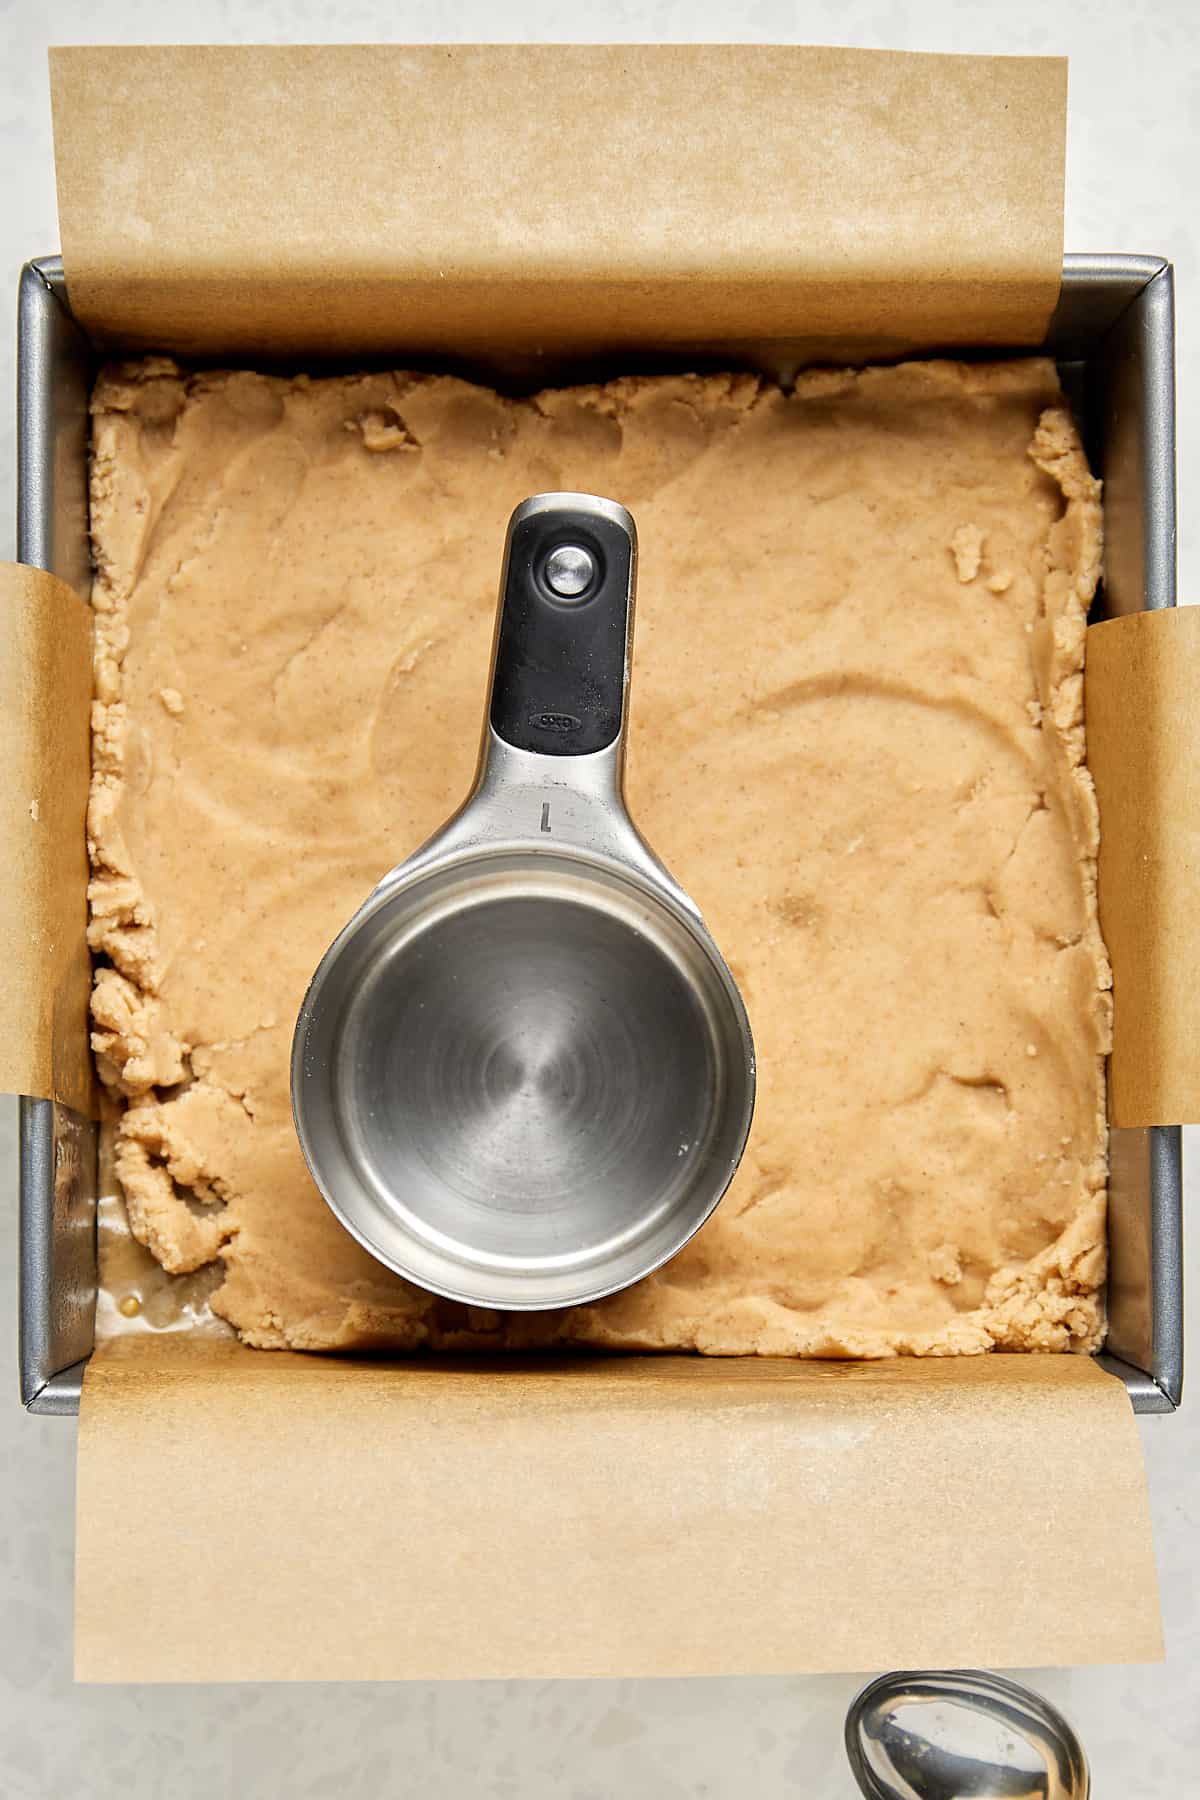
[89,356,1109,1357]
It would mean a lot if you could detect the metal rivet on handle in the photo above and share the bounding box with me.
[544,544,595,598]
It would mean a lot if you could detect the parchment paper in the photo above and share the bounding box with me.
[0,565,93,1116]
[1086,606,1200,1126]
[76,1338,1161,1682]
[0,40,1171,1681]
[50,44,1066,369]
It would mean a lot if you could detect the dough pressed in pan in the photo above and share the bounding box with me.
[88,355,1109,1357]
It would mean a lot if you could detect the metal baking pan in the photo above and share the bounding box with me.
[14,251,1183,1415]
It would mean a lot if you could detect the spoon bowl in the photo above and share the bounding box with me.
[845,1669,1090,1800]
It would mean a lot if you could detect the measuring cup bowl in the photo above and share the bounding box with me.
[292,494,755,1310]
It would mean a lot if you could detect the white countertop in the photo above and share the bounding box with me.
[2,2,1196,1794]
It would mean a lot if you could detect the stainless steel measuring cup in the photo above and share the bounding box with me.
[291,493,755,1310]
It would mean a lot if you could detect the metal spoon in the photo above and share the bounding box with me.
[845,1670,1090,1799]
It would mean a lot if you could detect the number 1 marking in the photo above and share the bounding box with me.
[540,802,552,834]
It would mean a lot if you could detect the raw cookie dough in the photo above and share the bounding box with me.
[88,356,1109,1357]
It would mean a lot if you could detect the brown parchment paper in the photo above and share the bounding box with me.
[26,40,1161,1681]
[1086,606,1200,1127]
[50,45,1066,368]
[0,565,93,1115]
[76,1339,1161,1682]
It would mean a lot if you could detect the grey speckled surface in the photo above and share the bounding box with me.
[2,1,1198,1794]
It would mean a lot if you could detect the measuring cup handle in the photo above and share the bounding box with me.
[488,493,637,759]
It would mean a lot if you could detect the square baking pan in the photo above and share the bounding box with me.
[14,251,1183,1416]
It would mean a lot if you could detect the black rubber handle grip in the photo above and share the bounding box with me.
[489,495,636,757]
